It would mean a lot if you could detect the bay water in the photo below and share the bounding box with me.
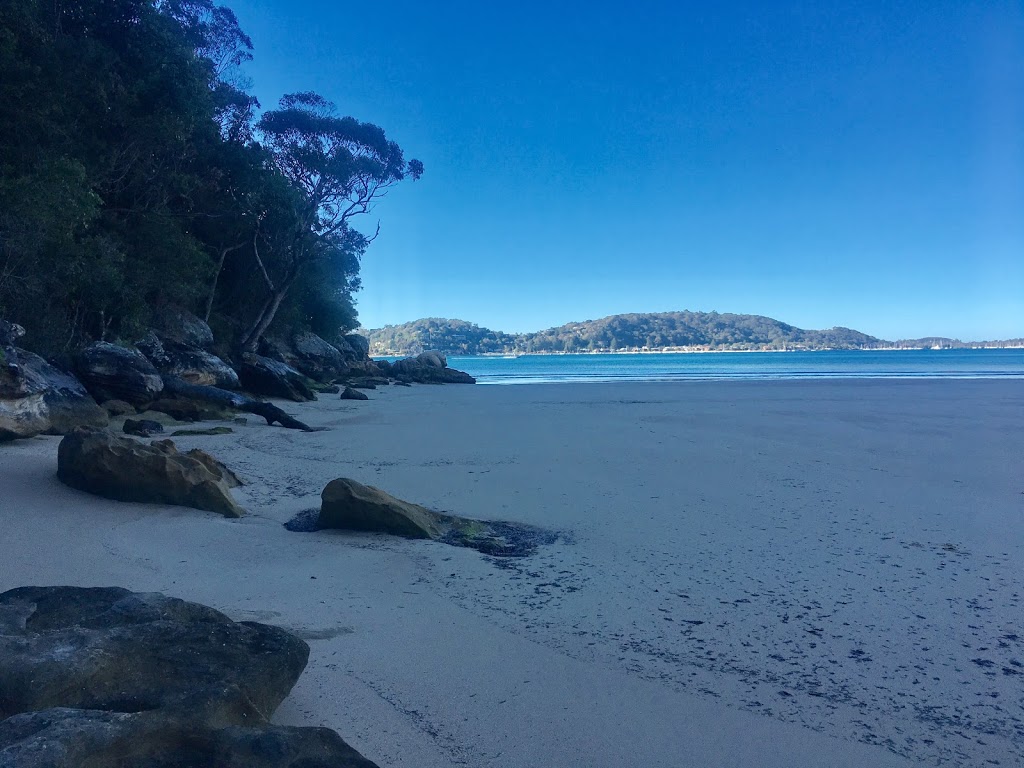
[395,348,1024,384]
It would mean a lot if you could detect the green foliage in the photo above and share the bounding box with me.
[367,312,887,356]
[368,318,520,356]
[0,0,416,357]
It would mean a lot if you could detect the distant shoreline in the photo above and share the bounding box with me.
[365,311,1024,359]
[375,345,1024,359]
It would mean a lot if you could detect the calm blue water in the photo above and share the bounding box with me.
[382,349,1024,385]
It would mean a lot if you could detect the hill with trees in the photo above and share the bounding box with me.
[0,0,420,359]
[367,312,888,355]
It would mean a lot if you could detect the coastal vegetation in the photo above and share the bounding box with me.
[0,0,420,359]
[367,313,1023,356]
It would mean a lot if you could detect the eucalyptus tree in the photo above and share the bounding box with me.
[236,92,423,351]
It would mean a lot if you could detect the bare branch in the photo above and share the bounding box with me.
[365,220,382,244]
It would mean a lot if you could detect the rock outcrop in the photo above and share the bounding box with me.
[320,478,443,538]
[0,586,378,767]
[342,333,371,359]
[122,418,164,437]
[260,332,383,383]
[316,478,557,556]
[287,332,347,381]
[75,342,164,407]
[100,399,136,416]
[161,377,317,431]
[340,386,369,401]
[151,305,216,350]
[0,349,108,441]
[334,333,384,378]
[238,354,316,402]
[57,428,244,517]
[388,351,476,384]
[137,331,240,390]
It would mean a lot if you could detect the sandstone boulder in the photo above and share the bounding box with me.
[0,392,50,440]
[0,350,108,441]
[320,478,443,539]
[123,418,164,437]
[288,332,347,381]
[0,710,376,768]
[161,377,317,432]
[138,331,239,389]
[57,428,244,517]
[314,479,557,557]
[151,305,215,350]
[340,386,368,401]
[75,342,164,407]
[343,333,371,359]
[238,354,316,402]
[390,352,476,384]
[0,586,378,767]
[100,399,136,416]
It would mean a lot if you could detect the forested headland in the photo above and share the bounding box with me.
[0,0,420,359]
[367,313,1024,356]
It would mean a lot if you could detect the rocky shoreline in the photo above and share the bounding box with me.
[0,309,484,767]
[1,309,476,443]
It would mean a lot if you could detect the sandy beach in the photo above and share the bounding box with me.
[2,379,1022,767]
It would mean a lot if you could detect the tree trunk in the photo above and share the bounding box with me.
[203,243,244,323]
[238,293,276,352]
[239,279,293,353]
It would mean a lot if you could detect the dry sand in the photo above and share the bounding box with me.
[2,379,1022,767]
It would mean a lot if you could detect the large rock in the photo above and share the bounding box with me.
[288,332,347,381]
[238,353,316,402]
[123,418,164,437]
[0,350,108,441]
[343,333,371,359]
[151,305,215,350]
[0,392,50,441]
[315,479,556,557]
[57,428,244,517]
[390,352,475,384]
[75,342,164,407]
[0,586,378,767]
[138,332,240,389]
[320,478,444,539]
[334,335,388,380]
[100,399,136,416]
[160,377,317,432]
[259,333,349,383]
[340,386,368,401]
[0,710,375,768]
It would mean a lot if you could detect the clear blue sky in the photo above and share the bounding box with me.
[228,0,1022,340]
